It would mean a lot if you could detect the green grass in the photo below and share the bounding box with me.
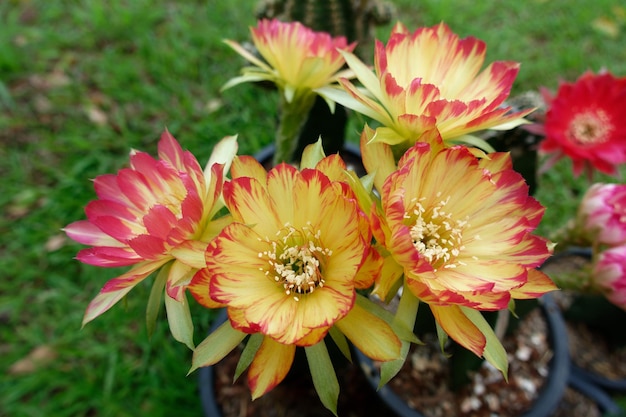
[1,1,625,416]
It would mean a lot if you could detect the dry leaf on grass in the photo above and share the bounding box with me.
[9,345,58,375]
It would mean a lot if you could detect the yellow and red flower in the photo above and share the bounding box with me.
[536,71,626,176]
[223,18,355,103]
[188,153,400,401]
[369,131,555,357]
[65,131,237,333]
[319,22,529,150]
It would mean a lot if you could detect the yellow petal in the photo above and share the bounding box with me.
[509,269,558,299]
[248,337,296,399]
[171,241,209,269]
[430,304,486,357]
[231,155,267,183]
[335,303,401,361]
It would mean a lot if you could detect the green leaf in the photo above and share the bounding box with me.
[146,263,169,338]
[234,333,262,382]
[165,292,195,350]
[305,342,339,416]
[190,319,246,374]
[461,307,509,380]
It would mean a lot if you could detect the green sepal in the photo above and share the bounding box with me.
[189,318,246,374]
[378,287,421,387]
[234,333,263,382]
[435,320,451,358]
[461,307,509,381]
[379,340,410,389]
[344,170,376,217]
[508,299,519,319]
[305,341,340,416]
[165,291,195,350]
[300,138,326,169]
[146,263,169,338]
[355,294,419,344]
[448,134,496,153]
[328,326,352,362]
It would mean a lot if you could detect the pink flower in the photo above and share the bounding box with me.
[537,71,626,176]
[65,131,237,327]
[577,183,626,246]
[593,245,626,311]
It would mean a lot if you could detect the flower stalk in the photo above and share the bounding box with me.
[274,90,317,164]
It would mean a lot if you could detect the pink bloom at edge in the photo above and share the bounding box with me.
[577,183,626,246]
[65,130,237,325]
[538,71,626,177]
[593,245,626,311]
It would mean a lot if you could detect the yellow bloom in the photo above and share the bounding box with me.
[223,18,355,103]
[370,131,555,357]
[189,154,400,404]
[319,22,530,150]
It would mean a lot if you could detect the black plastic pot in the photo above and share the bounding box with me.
[568,365,623,415]
[355,293,570,417]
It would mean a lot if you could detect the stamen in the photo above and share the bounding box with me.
[568,110,613,145]
[407,196,469,269]
[258,223,331,301]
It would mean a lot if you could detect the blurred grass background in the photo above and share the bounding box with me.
[1,1,625,416]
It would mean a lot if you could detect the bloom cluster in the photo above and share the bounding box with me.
[555,183,626,310]
[67,18,558,413]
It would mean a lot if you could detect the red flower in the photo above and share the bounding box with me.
[538,71,626,176]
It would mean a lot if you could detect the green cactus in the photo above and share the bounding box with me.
[256,0,395,61]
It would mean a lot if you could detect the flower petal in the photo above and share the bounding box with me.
[248,336,296,400]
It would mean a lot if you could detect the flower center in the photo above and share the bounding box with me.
[568,110,613,145]
[405,195,467,270]
[259,223,332,301]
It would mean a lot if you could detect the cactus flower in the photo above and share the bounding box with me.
[189,154,400,405]
[577,183,626,246]
[593,245,626,311]
[65,131,237,331]
[537,71,626,177]
[223,18,355,103]
[319,22,529,151]
[369,131,555,358]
